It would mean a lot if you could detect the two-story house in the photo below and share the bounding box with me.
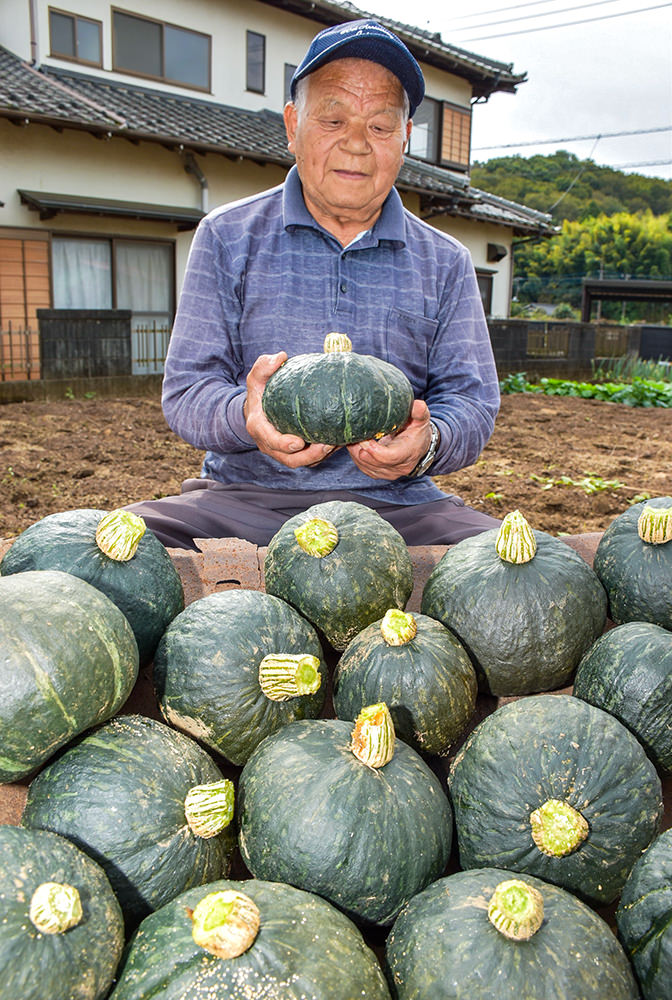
[0,0,553,378]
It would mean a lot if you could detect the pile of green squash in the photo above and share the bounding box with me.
[1,495,671,999]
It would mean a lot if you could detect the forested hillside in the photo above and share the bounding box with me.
[470,152,672,319]
[470,151,672,222]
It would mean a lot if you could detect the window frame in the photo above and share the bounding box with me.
[111,7,211,93]
[48,7,103,68]
[406,96,472,173]
[407,96,441,163]
[440,100,472,173]
[246,30,266,94]
[475,269,494,317]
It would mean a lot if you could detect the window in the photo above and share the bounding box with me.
[112,9,211,91]
[246,31,265,93]
[51,237,174,373]
[49,8,102,66]
[476,271,494,317]
[441,102,472,171]
[406,96,472,172]
[284,63,297,104]
[408,97,440,162]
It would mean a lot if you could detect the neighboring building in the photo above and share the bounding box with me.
[0,0,553,378]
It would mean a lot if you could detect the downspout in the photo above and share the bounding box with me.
[29,0,40,66]
[183,151,209,214]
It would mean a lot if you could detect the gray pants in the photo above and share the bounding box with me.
[127,479,501,550]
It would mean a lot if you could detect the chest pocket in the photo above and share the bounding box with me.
[385,307,437,395]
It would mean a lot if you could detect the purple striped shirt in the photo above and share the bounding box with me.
[161,165,500,505]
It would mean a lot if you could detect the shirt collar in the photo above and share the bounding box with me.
[282,165,406,248]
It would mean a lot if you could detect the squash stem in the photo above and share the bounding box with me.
[29,881,83,934]
[189,889,260,959]
[184,779,235,839]
[495,510,537,564]
[323,332,352,353]
[294,517,339,557]
[258,653,322,701]
[637,503,672,544]
[488,879,544,941]
[350,702,395,769]
[95,509,146,561]
[380,608,417,646]
[530,798,589,857]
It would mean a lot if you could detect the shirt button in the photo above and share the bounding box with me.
[340,282,347,293]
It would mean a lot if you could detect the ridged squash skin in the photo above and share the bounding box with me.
[238,718,452,927]
[109,878,391,1000]
[0,569,139,783]
[593,496,672,631]
[333,613,477,756]
[22,714,236,929]
[264,500,413,650]
[574,621,672,774]
[386,867,639,1000]
[616,828,672,1000]
[0,508,185,665]
[153,589,327,765]
[261,349,414,445]
[448,694,663,906]
[0,825,125,1000]
[421,527,607,696]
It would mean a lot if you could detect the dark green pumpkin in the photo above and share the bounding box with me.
[109,878,391,999]
[22,714,236,929]
[448,693,663,906]
[264,500,413,650]
[0,569,138,783]
[261,333,414,445]
[573,621,672,774]
[0,825,125,1000]
[593,496,672,631]
[333,609,477,756]
[153,588,327,766]
[238,716,452,927]
[616,828,672,1000]
[386,867,639,999]
[421,518,607,696]
[0,507,185,665]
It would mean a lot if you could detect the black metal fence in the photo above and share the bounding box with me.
[1,316,670,385]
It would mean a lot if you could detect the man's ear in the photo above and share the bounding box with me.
[404,118,412,152]
[284,102,298,152]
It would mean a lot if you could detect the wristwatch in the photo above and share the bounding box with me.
[410,420,440,477]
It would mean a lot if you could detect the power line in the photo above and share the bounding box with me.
[443,0,572,24]
[473,125,672,150]
[614,158,672,167]
[448,0,624,33]
[462,2,672,41]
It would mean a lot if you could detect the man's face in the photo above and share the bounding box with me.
[284,58,411,240]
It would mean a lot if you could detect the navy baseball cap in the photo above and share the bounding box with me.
[290,20,425,117]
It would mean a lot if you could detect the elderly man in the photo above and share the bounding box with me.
[129,20,501,548]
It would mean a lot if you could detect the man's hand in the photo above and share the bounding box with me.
[244,353,338,468]
[347,399,433,480]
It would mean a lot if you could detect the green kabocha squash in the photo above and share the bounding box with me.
[0,569,138,783]
[0,507,185,665]
[109,878,391,1000]
[448,694,663,906]
[261,332,414,445]
[238,706,452,927]
[386,867,638,1000]
[333,608,477,755]
[153,588,327,766]
[22,714,236,929]
[0,825,125,1000]
[593,496,672,631]
[574,621,672,774]
[421,510,607,695]
[264,499,413,650]
[616,828,672,1000]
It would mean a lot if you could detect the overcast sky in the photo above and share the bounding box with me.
[365,0,672,182]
